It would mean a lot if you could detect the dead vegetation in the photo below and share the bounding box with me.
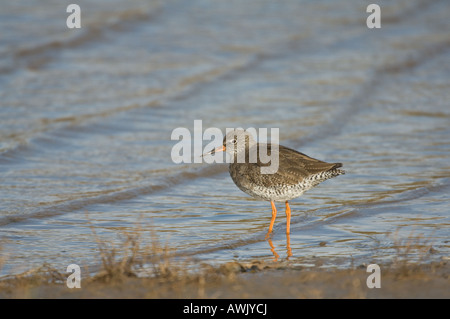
[386,227,440,278]
[0,222,448,298]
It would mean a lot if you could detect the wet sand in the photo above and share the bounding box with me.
[2,0,450,277]
[1,258,448,299]
[1,2,449,304]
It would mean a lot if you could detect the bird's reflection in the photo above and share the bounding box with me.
[266,232,292,261]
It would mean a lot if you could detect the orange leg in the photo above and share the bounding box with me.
[266,201,277,238]
[285,201,293,258]
[285,201,291,235]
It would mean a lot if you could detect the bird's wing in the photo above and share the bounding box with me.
[243,144,342,186]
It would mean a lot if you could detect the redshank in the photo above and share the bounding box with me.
[203,129,345,239]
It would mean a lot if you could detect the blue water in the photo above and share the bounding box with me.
[1,0,449,277]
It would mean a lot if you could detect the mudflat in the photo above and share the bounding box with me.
[1,259,448,299]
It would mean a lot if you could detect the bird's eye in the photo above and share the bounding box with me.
[231,139,237,144]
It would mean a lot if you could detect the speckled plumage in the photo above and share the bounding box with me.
[203,129,344,239]
[224,132,345,202]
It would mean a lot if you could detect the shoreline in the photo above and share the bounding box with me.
[1,258,448,298]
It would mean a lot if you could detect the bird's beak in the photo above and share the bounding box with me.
[201,145,226,157]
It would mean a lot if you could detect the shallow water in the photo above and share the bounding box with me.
[1,0,449,276]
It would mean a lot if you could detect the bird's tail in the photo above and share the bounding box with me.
[330,163,345,175]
